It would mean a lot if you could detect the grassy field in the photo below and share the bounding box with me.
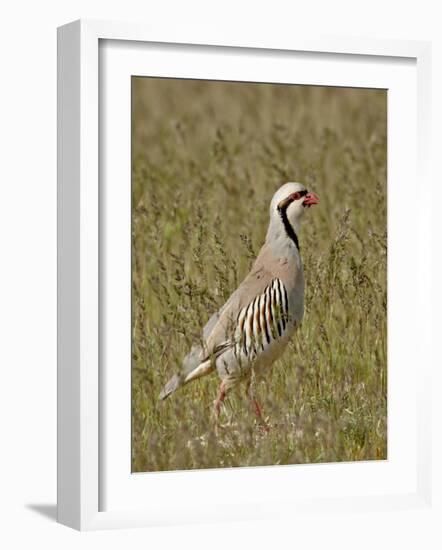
[131,78,387,472]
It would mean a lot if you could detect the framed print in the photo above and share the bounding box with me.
[57,19,432,530]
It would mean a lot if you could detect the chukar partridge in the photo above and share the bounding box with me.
[159,182,319,428]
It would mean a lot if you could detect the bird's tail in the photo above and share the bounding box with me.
[158,358,214,401]
[159,373,184,400]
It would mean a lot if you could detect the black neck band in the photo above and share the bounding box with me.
[278,205,300,250]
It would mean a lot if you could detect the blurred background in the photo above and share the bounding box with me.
[131,78,387,472]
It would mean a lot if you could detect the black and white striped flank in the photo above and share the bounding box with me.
[235,278,290,359]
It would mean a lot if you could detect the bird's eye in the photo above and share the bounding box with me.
[290,190,308,202]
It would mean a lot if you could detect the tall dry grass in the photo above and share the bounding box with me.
[131,78,387,472]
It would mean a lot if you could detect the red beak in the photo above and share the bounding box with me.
[303,191,319,207]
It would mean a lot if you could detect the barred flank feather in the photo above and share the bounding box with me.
[236,278,290,359]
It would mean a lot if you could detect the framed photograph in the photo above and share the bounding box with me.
[57,19,432,530]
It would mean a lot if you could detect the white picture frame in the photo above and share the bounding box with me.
[57,19,432,531]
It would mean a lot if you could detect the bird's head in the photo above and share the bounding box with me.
[266,182,319,247]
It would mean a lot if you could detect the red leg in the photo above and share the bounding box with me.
[214,384,227,418]
[246,379,270,432]
[252,398,263,419]
[213,381,228,432]
[252,399,270,432]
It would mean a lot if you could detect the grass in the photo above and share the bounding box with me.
[131,78,387,472]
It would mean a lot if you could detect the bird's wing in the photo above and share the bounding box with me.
[183,241,301,371]
[179,259,271,371]
[203,260,277,354]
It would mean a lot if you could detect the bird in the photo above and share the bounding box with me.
[159,182,319,429]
